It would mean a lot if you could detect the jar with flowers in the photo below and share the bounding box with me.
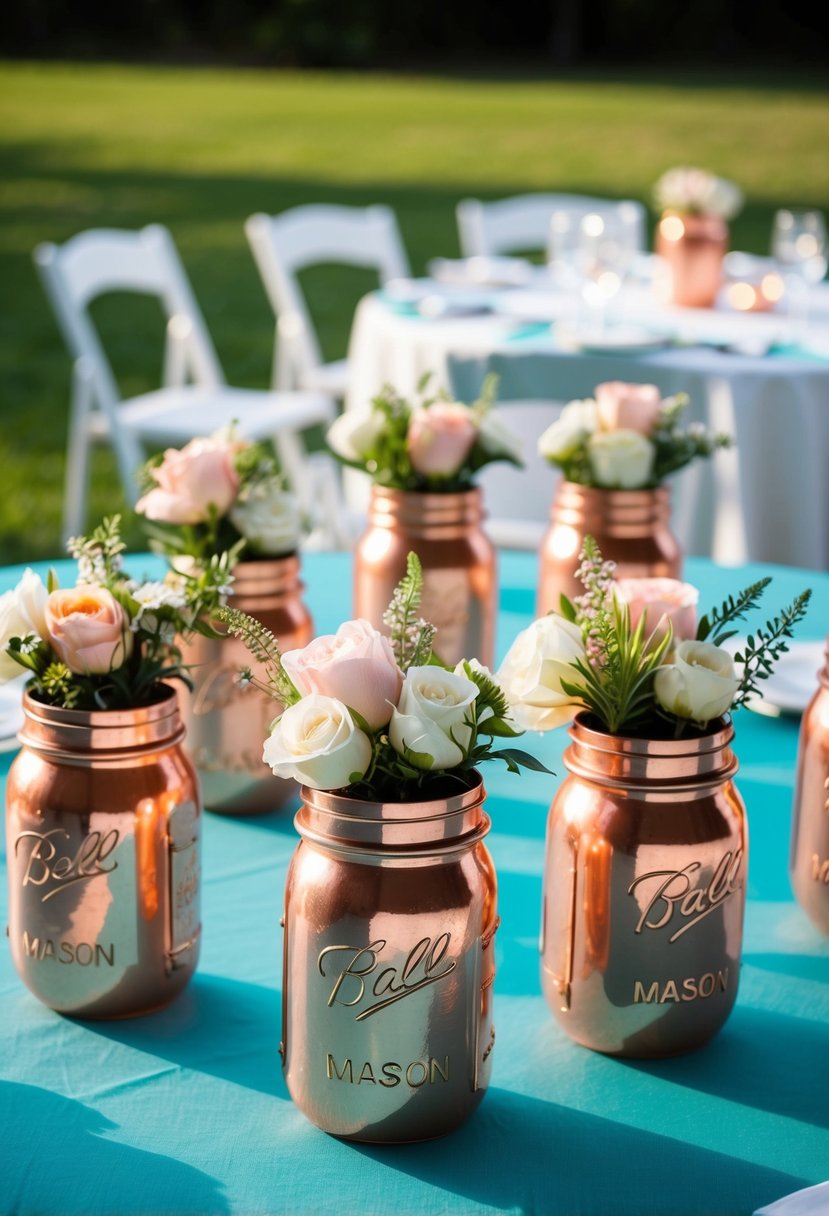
[2,516,232,1017]
[498,539,811,1057]
[536,379,731,615]
[220,553,548,1142]
[327,374,523,670]
[135,428,313,814]
[653,166,743,308]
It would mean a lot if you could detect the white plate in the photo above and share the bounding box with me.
[563,325,671,354]
[427,256,533,288]
[0,675,26,752]
[725,638,824,715]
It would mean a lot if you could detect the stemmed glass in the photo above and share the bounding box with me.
[770,208,828,333]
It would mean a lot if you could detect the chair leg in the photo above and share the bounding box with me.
[61,360,96,543]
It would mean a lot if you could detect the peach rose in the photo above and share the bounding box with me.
[407,402,478,478]
[614,577,699,650]
[281,619,403,730]
[45,586,133,675]
[135,436,239,525]
[595,382,664,436]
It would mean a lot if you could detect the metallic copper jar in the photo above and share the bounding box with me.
[177,555,313,815]
[536,482,682,617]
[353,486,497,669]
[790,638,829,933]
[541,713,747,1057]
[655,210,729,309]
[5,685,200,1018]
[281,777,498,1142]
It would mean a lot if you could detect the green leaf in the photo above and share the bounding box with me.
[492,748,554,774]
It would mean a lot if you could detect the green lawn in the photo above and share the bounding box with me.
[1,60,828,563]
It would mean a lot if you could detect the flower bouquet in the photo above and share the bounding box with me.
[327,373,523,669]
[220,553,546,1142]
[653,167,743,308]
[2,516,230,1017]
[499,538,811,1057]
[135,429,314,814]
[535,379,731,615]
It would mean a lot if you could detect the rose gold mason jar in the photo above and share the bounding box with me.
[655,211,729,309]
[536,482,682,617]
[353,486,497,669]
[281,777,498,1142]
[790,638,829,934]
[541,714,747,1057]
[6,685,200,1018]
[177,555,313,815]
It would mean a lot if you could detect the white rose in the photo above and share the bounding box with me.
[476,409,524,464]
[496,614,586,731]
[262,694,372,790]
[0,569,49,683]
[327,408,384,464]
[537,399,598,464]
[229,483,301,555]
[389,666,479,770]
[587,428,655,488]
[653,641,740,725]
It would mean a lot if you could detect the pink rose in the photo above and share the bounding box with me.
[614,577,699,649]
[45,586,133,674]
[595,382,664,436]
[407,403,478,478]
[281,619,403,730]
[135,436,239,525]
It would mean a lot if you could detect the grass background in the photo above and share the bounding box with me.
[1,60,828,564]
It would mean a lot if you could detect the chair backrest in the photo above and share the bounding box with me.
[457,193,647,259]
[245,204,410,387]
[33,224,224,418]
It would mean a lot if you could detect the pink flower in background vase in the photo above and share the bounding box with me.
[407,403,478,478]
[595,382,664,436]
[281,619,403,730]
[614,576,699,649]
[45,585,133,674]
[135,436,239,525]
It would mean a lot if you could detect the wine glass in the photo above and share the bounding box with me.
[770,208,828,331]
[575,209,639,334]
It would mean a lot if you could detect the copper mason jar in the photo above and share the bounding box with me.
[5,685,200,1018]
[790,637,829,933]
[536,482,682,617]
[541,713,747,1057]
[655,211,729,309]
[177,555,313,815]
[281,776,498,1142]
[353,486,497,669]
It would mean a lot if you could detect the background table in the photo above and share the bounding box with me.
[345,279,829,571]
[2,550,829,1216]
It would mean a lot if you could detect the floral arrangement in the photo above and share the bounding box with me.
[653,166,743,221]
[135,428,301,567]
[326,373,523,492]
[498,538,811,737]
[537,380,730,490]
[0,516,232,710]
[219,553,547,797]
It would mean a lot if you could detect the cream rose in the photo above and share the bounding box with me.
[0,569,49,682]
[537,399,598,464]
[407,402,478,478]
[476,409,524,464]
[45,585,133,675]
[613,577,699,650]
[588,428,655,488]
[281,619,402,731]
[595,382,664,436]
[327,408,385,464]
[229,483,301,555]
[496,614,587,731]
[389,666,479,770]
[654,641,740,724]
[263,694,372,790]
[135,435,239,525]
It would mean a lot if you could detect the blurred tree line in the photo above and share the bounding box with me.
[4,0,828,67]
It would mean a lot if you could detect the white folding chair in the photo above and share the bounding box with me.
[244,204,410,401]
[34,224,341,546]
[457,192,647,260]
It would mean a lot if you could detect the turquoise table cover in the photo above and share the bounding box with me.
[1,550,828,1216]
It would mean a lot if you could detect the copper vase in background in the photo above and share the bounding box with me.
[5,685,200,1018]
[177,555,313,815]
[281,776,498,1142]
[655,210,729,309]
[353,486,497,669]
[536,481,682,617]
[790,637,829,933]
[541,713,747,1057]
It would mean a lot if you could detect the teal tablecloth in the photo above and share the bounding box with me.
[1,551,828,1216]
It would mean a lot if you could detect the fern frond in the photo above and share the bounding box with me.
[216,606,300,706]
